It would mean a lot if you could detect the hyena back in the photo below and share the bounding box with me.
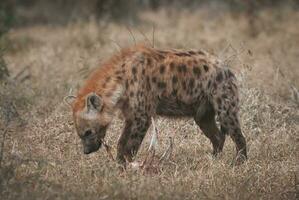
[70,44,247,165]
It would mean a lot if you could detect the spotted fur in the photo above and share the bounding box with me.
[71,44,247,165]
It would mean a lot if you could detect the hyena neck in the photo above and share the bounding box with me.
[104,83,125,108]
[73,45,138,113]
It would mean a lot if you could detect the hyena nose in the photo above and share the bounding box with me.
[82,139,101,154]
[84,147,91,154]
[84,146,92,154]
[84,130,93,138]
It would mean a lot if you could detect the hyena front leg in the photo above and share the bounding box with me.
[116,115,151,166]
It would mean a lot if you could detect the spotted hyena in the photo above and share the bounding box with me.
[68,44,247,165]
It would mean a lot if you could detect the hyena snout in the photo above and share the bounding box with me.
[81,131,102,154]
[82,138,101,154]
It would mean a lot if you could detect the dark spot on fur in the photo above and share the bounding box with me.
[197,50,205,55]
[234,128,240,134]
[189,78,195,89]
[213,82,217,89]
[142,68,145,75]
[157,82,167,89]
[152,77,157,83]
[121,64,125,68]
[193,66,201,76]
[203,65,209,72]
[188,51,196,55]
[160,65,166,74]
[221,126,228,134]
[125,80,129,88]
[130,79,134,85]
[222,94,227,99]
[226,110,230,116]
[157,50,168,55]
[106,92,112,97]
[170,62,175,71]
[231,89,235,96]
[207,80,211,88]
[172,76,178,84]
[146,105,151,111]
[130,92,134,97]
[182,81,187,90]
[217,98,222,105]
[198,82,203,89]
[130,133,138,139]
[231,102,236,107]
[157,53,165,60]
[147,58,152,66]
[172,89,178,96]
[175,52,190,57]
[132,67,137,74]
[178,64,187,73]
[116,76,122,81]
[216,72,223,82]
[146,76,151,90]
[230,120,235,126]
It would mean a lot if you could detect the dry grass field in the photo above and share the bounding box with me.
[1,4,299,200]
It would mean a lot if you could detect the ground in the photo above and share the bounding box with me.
[0,6,299,200]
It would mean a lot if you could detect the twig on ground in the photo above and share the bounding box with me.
[148,117,158,152]
[158,137,173,164]
[13,65,30,82]
[140,117,158,168]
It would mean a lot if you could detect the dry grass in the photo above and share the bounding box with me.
[1,6,299,200]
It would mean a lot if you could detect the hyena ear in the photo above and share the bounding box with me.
[86,93,102,112]
[64,95,77,107]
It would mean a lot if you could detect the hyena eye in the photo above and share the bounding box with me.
[84,130,93,137]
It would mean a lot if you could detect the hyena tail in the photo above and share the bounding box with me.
[210,69,247,162]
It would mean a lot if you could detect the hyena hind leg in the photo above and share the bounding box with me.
[194,100,226,156]
[215,103,247,164]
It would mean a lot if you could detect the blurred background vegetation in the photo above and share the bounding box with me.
[1,0,298,78]
[1,0,299,26]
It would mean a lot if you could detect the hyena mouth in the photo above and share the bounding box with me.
[83,139,102,154]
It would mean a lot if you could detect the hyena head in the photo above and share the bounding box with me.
[72,93,112,154]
